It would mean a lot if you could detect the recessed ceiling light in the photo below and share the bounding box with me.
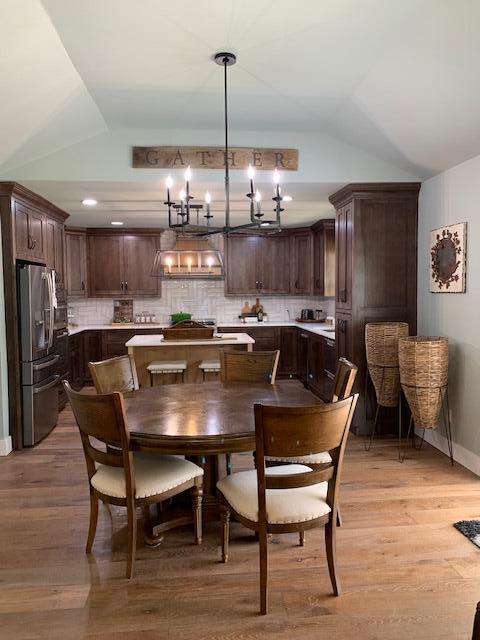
[110,221,124,226]
[81,198,97,206]
[282,195,293,202]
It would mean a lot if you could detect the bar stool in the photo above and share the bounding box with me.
[147,360,187,386]
[198,360,221,381]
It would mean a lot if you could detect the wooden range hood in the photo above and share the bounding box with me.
[152,237,224,279]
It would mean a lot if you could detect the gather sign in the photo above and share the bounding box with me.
[132,146,298,171]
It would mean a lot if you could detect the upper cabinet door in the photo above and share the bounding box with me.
[257,235,290,294]
[88,234,124,296]
[14,202,30,259]
[123,235,160,296]
[225,235,259,294]
[45,218,55,270]
[290,231,313,295]
[54,220,65,286]
[66,231,87,297]
[335,204,353,310]
[28,208,46,262]
[313,220,335,297]
[14,201,46,262]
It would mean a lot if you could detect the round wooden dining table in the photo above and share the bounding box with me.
[123,379,321,544]
[124,379,320,455]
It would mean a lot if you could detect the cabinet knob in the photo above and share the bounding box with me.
[295,280,299,289]
[315,279,320,288]
[125,281,128,291]
[81,281,85,291]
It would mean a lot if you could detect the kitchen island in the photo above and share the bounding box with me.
[126,332,255,385]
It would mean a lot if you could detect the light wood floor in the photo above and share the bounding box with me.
[1,405,480,639]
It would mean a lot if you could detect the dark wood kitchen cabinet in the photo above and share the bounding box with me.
[88,231,161,297]
[82,331,102,383]
[14,200,47,262]
[46,217,65,285]
[279,327,297,376]
[0,182,69,449]
[225,234,290,295]
[65,230,88,297]
[335,203,353,310]
[290,229,313,295]
[313,219,335,296]
[329,183,420,433]
[68,333,85,390]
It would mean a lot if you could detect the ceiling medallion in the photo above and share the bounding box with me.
[163,52,292,236]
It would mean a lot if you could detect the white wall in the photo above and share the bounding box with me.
[418,154,480,470]
[0,223,12,455]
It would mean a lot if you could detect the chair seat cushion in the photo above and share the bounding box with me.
[91,453,203,499]
[265,451,332,464]
[216,464,330,524]
[147,360,187,372]
[198,360,221,371]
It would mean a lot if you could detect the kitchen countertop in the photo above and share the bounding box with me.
[68,321,335,340]
[125,332,255,348]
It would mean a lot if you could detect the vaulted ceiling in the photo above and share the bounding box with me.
[1,0,480,226]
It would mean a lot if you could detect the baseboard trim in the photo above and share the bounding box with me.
[0,435,12,456]
[419,428,480,476]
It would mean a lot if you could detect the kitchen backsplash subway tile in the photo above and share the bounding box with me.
[68,280,334,325]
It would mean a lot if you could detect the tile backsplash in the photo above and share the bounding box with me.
[68,281,334,325]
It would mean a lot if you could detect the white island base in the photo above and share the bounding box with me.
[126,333,255,386]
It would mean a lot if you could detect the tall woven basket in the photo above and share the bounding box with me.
[398,337,449,429]
[365,322,409,407]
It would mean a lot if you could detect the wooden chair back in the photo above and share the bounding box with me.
[89,355,139,394]
[254,395,358,516]
[63,381,133,488]
[220,350,280,385]
[330,357,358,402]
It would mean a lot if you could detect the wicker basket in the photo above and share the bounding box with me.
[365,322,409,407]
[398,336,449,429]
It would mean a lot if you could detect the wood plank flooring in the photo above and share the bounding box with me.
[1,403,480,639]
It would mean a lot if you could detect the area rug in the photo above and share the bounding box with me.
[454,520,480,547]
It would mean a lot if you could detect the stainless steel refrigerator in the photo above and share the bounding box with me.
[18,264,62,445]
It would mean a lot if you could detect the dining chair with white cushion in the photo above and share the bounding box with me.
[217,394,358,615]
[64,381,204,579]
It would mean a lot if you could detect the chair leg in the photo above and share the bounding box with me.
[259,526,268,615]
[220,504,230,563]
[191,482,203,545]
[150,372,154,387]
[336,507,343,527]
[86,493,99,553]
[325,513,341,596]
[299,530,305,546]
[126,500,137,579]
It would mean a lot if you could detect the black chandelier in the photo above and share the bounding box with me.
[163,52,292,235]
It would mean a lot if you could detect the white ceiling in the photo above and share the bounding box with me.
[2,0,480,226]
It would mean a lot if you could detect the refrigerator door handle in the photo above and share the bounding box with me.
[46,272,54,350]
[32,354,60,371]
[33,374,60,395]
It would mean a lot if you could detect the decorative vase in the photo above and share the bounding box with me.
[365,322,409,407]
[398,336,449,429]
